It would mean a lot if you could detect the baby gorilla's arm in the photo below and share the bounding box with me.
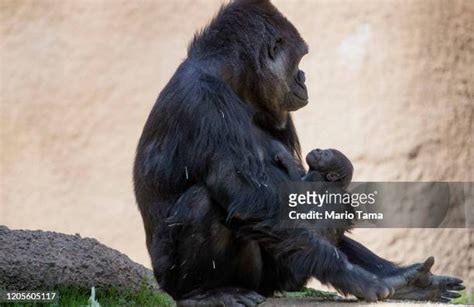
[303,170,326,182]
[273,151,305,180]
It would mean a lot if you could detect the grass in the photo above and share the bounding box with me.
[1,284,174,307]
[2,285,471,306]
[451,291,474,305]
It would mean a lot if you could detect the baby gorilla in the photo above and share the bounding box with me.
[305,148,354,188]
[274,147,353,188]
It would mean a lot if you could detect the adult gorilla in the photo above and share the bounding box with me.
[133,0,463,305]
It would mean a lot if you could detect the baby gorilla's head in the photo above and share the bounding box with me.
[306,148,353,184]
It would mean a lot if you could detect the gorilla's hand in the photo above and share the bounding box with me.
[384,257,464,302]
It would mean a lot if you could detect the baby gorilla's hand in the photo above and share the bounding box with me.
[273,151,304,180]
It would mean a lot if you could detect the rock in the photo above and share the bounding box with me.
[0,226,158,292]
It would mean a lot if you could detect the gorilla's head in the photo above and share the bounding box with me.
[189,0,309,124]
[306,148,354,184]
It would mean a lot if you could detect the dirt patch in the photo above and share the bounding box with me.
[0,226,157,292]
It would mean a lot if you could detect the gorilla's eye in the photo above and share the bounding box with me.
[269,37,284,60]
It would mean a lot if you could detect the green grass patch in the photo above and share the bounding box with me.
[451,291,474,305]
[1,284,174,307]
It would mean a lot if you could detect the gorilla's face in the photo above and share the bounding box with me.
[306,148,335,172]
[265,27,309,112]
[218,1,309,120]
[306,148,353,183]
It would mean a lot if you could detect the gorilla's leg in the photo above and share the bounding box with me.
[239,226,393,302]
[339,236,464,302]
[151,185,395,303]
[178,288,265,307]
[148,186,266,306]
[169,222,266,307]
[339,235,399,276]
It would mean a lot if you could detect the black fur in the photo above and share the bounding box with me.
[134,0,463,304]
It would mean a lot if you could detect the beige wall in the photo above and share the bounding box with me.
[1,0,473,291]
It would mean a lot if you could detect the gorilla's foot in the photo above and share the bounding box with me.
[336,265,394,302]
[385,257,465,302]
[352,281,394,302]
[178,287,266,307]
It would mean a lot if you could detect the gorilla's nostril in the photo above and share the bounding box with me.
[315,148,322,153]
[297,70,306,83]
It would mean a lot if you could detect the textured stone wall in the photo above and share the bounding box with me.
[1,0,472,292]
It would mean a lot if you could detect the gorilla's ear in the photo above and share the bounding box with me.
[269,36,283,60]
[326,171,342,182]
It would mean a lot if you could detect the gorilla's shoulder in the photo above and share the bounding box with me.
[154,60,253,125]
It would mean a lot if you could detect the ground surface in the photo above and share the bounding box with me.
[263,298,463,306]
[2,227,471,305]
